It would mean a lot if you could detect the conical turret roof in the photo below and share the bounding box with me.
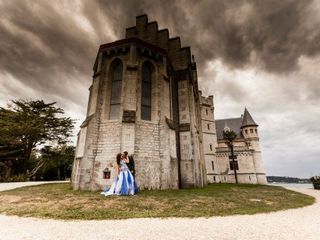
[241,108,258,128]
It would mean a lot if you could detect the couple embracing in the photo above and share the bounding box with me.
[101,151,138,196]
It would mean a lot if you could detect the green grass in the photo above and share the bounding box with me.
[0,183,315,220]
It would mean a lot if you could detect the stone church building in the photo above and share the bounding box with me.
[71,15,267,191]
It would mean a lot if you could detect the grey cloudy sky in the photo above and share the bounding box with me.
[0,0,319,178]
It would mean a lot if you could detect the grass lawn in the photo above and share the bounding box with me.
[0,183,315,220]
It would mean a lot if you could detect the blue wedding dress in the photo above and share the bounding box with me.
[101,159,137,196]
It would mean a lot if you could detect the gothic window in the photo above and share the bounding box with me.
[245,129,248,134]
[206,108,208,115]
[255,129,258,134]
[211,161,214,170]
[109,60,123,119]
[229,161,239,170]
[210,144,213,151]
[141,61,153,120]
[207,123,210,130]
[250,129,254,133]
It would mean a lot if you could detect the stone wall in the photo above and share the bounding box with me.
[72,39,181,190]
[241,127,267,184]
[200,95,218,183]
[214,139,267,184]
[72,15,208,191]
[125,15,206,188]
[126,15,191,71]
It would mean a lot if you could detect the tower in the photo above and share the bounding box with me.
[71,15,207,191]
[241,108,267,184]
[200,94,218,183]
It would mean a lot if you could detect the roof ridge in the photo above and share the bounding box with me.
[216,117,242,121]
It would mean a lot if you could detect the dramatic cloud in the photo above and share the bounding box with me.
[0,0,319,177]
[86,0,320,73]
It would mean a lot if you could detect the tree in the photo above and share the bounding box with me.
[0,140,24,181]
[223,130,237,143]
[35,145,75,181]
[310,176,320,190]
[223,129,238,184]
[0,100,74,179]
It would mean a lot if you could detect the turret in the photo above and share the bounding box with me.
[241,108,259,140]
[240,108,267,184]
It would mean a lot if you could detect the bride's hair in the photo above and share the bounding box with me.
[116,153,122,166]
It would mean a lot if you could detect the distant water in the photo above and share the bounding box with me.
[268,183,313,189]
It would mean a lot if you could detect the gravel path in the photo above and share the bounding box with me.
[0,182,319,240]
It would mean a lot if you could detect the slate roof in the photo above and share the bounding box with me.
[241,108,258,128]
[215,118,243,140]
[215,108,258,140]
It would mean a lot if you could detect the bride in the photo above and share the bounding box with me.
[101,153,137,196]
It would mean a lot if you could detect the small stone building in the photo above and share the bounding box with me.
[200,96,267,184]
[71,15,267,191]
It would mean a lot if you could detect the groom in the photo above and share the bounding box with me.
[123,151,135,177]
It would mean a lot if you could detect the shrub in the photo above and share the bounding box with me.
[310,176,320,190]
[7,174,28,182]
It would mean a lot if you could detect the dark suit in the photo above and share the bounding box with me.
[126,155,135,177]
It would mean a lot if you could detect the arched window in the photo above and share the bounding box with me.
[109,60,123,119]
[141,61,153,120]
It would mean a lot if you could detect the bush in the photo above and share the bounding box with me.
[310,176,320,190]
[7,174,28,182]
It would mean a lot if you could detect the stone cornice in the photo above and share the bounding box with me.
[93,38,170,74]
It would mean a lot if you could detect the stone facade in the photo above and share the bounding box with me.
[71,15,266,191]
[71,15,206,190]
[200,96,267,184]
